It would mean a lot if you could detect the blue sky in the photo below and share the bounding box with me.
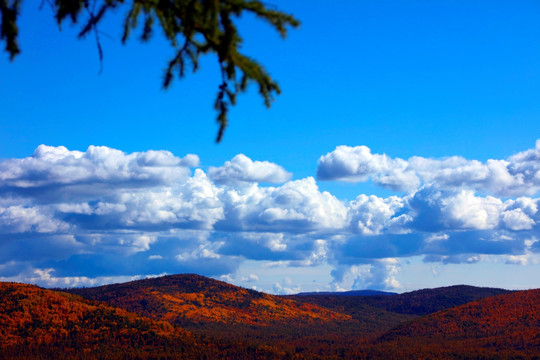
[0,1,539,293]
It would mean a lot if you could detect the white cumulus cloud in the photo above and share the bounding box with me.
[0,144,539,290]
[317,140,540,196]
[0,145,194,192]
[208,154,291,185]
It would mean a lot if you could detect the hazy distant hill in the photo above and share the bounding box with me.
[360,284,512,315]
[295,289,397,296]
[289,285,511,320]
[364,289,540,359]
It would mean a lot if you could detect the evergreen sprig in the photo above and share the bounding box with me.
[1,0,299,142]
[0,0,22,60]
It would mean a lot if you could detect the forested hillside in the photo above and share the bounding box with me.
[0,282,279,359]
[363,289,540,359]
[67,274,350,326]
[66,274,385,355]
[288,284,510,317]
[1,275,538,359]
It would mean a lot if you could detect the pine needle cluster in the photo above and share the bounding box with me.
[1,0,299,142]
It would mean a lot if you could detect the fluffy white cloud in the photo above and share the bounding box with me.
[218,177,348,231]
[409,187,539,232]
[317,140,540,196]
[0,267,159,288]
[330,259,401,291]
[0,145,195,192]
[0,205,69,233]
[301,239,329,266]
[354,258,401,290]
[317,145,420,191]
[0,144,539,291]
[208,154,291,185]
[273,277,301,295]
[39,170,223,231]
[347,194,410,235]
[500,197,538,231]
[242,274,259,282]
[242,233,288,252]
[440,191,503,230]
[501,209,535,231]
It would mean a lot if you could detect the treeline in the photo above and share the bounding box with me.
[2,275,539,359]
[0,282,282,359]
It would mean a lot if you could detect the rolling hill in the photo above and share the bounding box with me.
[0,282,280,359]
[358,284,512,315]
[65,274,413,355]
[364,289,540,359]
[66,274,351,327]
[288,284,510,317]
[295,290,397,296]
[2,275,537,359]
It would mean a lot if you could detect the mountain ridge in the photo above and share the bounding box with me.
[363,289,540,359]
[66,273,352,326]
[294,289,397,296]
[0,281,279,359]
[2,274,537,359]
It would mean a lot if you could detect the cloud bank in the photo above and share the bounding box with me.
[208,154,291,185]
[317,140,540,196]
[1,143,539,291]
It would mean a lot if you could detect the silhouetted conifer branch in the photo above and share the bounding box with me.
[1,0,299,142]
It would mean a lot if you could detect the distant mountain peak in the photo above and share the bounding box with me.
[66,273,351,329]
[295,289,397,296]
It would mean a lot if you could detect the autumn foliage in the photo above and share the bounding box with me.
[68,274,350,327]
[0,281,280,359]
[1,275,539,359]
[363,289,540,359]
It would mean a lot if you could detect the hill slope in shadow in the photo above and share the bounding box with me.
[287,284,510,317]
[362,289,540,359]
